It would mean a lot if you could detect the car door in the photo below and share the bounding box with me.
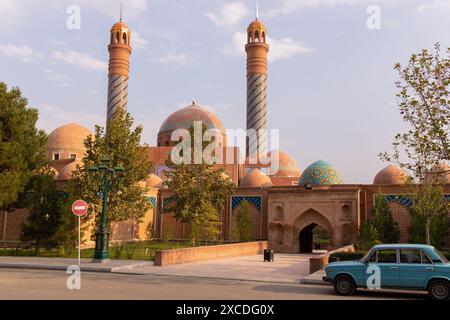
[365,249,399,288]
[398,249,434,289]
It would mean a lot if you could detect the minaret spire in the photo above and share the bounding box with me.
[120,1,123,21]
[256,1,259,20]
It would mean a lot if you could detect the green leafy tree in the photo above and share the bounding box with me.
[70,108,152,232]
[409,184,449,246]
[357,222,381,251]
[370,196,400,244]
[233,201,253,242]
[0,83,47,212]
[20,169,73,253]
[380,44,449,179]
[164,124,237,245]
[380,44,450,244]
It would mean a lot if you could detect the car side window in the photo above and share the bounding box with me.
[400,250,421,264]
[368,251,377,263]
[421,251,433,264]
[377,250,397,263]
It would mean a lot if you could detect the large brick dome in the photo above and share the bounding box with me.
[373,165,407,185]
[47,123,93,161]
[157,103,227,147]
[425,163,450,184]
[57,160,83,181]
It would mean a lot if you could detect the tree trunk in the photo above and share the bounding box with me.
[425,217,431,245]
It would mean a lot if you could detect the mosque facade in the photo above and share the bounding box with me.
[1,14,449,253]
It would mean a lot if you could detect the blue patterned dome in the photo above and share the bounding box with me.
[299,160,344,186]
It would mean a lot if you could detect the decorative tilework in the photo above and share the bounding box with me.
[231,196,262,211]
[380,194,450,209]
[299,160,343,186]
[145,196,157,208]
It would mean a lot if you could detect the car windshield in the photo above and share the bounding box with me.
[361,249,374,262]
[433,248,449,264]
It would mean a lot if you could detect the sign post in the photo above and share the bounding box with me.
[71,200,88,266]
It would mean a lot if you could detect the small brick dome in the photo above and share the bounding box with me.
[425,163,450,184]
[373,165,408,185]
[146,174,164,188]
[240,169,272,188]
[57,160,83,181]
[47,123,92,161]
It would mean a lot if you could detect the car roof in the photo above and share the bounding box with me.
[371,244,435,250]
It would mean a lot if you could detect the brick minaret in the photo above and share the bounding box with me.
[107,16,132,121]
[245,5,269,157]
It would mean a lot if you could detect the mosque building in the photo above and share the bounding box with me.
[1,9,449,253]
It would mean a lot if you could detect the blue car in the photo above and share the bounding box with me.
[323,244,450,300]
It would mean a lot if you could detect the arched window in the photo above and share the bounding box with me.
[111,33,114,44]
[255,31,259,42]
[262,32,266,43]
[248,32,253,43]
[342,204,351,218]
[122,33,127,44]
[275,206,284,221]
[115,32,120,44]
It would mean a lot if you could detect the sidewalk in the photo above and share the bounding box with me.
[0,254,312,284]
[300,269,330,286]
[0,256,153,273]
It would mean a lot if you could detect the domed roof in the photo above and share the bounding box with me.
[373,165,407,185]
[47,123,93,152]
[48,166,59,179]
[248,19,266,30]
[425,163,450,184]
[299,160,344,187]
[57,160,83,181]
[111,21,129,31]
[158,103,226,146]
[269,150,301,177]
[146,174,164,188]
[240,169,272,188]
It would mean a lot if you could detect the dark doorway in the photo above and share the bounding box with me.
[299,223,317,253]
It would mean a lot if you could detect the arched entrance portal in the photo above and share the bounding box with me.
[299,223,316,253]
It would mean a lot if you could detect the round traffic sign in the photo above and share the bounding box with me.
[72,200,88,217]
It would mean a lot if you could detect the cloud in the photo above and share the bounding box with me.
[55,0,148,20]
[132,31,148,50]
[205,2,249,28]
[52,50,107,72]
[43,69,70,82]
[269,0,396,16]
[36,104,104,133]
[417,0,450,13]
[223,32,312,62]
[0,44,43,62]
[0,0,25,27]
[158,51,189,64]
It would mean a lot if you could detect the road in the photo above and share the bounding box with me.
[0,268,428,300]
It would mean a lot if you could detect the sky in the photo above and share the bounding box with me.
[0,0,449,183]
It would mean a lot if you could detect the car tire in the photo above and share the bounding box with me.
[333,275,356,296]
[428,280,450,301]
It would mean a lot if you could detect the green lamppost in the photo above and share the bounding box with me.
[88,157,124,262]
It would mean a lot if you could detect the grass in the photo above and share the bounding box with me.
[0,241,194,261]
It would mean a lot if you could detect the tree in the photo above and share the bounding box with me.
[370,196,400,244]
[233,201,253,242]
[0,83,47,211]
[380,44,450,244]
[164,124,237,245]
[70,108,152,232]
[380,43,449,180]
[409,184,449,246]
[20,169,73,253]
[357,222,381,251]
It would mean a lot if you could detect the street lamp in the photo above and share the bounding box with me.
[88,156,124,263]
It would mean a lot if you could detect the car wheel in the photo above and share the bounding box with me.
[333,275,356,296]
[428,280,450,300]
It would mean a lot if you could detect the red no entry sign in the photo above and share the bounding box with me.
[72,200,88,217]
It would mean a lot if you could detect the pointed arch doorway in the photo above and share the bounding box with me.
[295,209,333,254]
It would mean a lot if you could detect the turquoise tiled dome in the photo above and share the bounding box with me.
[299,160,344,186]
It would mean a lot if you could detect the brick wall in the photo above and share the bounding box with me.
[389,202,411,243]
